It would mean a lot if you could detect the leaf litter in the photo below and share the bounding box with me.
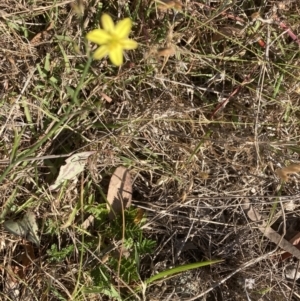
[49,151,96,191]
[276,163,300,182]
[106,166,132,220]
[4,211,40,247]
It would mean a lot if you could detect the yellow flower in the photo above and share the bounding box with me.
[86,14,138,66]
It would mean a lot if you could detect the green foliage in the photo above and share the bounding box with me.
[109,257,139,283]
[44,217,61,236]
[85,203,108,221]
[90,208,156,290]
[84,266,122,300]
[51,289,68,301]
[135,237,156,255]
[47,244,74,263]
[44,203,156,298]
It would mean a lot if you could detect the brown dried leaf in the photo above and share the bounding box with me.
[276,163,300,182]
[156,46,176,57]
[156,0,182,11]
[251,12,261,20]
[134,208,145,225]
[212,26,243,42]
[107,167,132,220]
[281,232,300,261]
[30,22,54,46]
[199,171,209,180]
[242,200,300,261]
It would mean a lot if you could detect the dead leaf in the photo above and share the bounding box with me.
[212,26,243,42]
[156,46,176,57]
[81,214,95,230]
[251,12,261,20]
[156,0,182,11]
[4,212,40,247]
[276,163,300,182]
[30,22,54,46]
[242,199,300,261]
[134,208,145,225]
[49,151,96,191]
[199,171,209,180]
[280,232,300,261]
[284,264,300,280]
[242,199,261,222]
[107,167,132,220]
[71,0,85,17]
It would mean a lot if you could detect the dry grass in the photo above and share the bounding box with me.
[1,0,300,300]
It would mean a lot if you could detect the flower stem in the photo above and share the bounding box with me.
[73,50,93,105]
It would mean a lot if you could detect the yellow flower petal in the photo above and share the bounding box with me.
[86,29,111,44]
[109,44,123,66]
[115,18,132,39]
[93,45,109,60]
[101,14,115,33]
[121,39,138,50]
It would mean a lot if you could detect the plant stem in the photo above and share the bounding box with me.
[73,53,93,105]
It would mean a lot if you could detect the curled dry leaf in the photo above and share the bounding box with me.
[4,212,40,247]
[107,166,132,220]
[284,264,300,280]
[49,151,96,191]
[276,163,300,182]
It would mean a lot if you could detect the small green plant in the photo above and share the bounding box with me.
[47,244,75,263]
[88,209,156,295]
[45,203,156,299]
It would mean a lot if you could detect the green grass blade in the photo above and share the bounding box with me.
[145,259,223,284]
